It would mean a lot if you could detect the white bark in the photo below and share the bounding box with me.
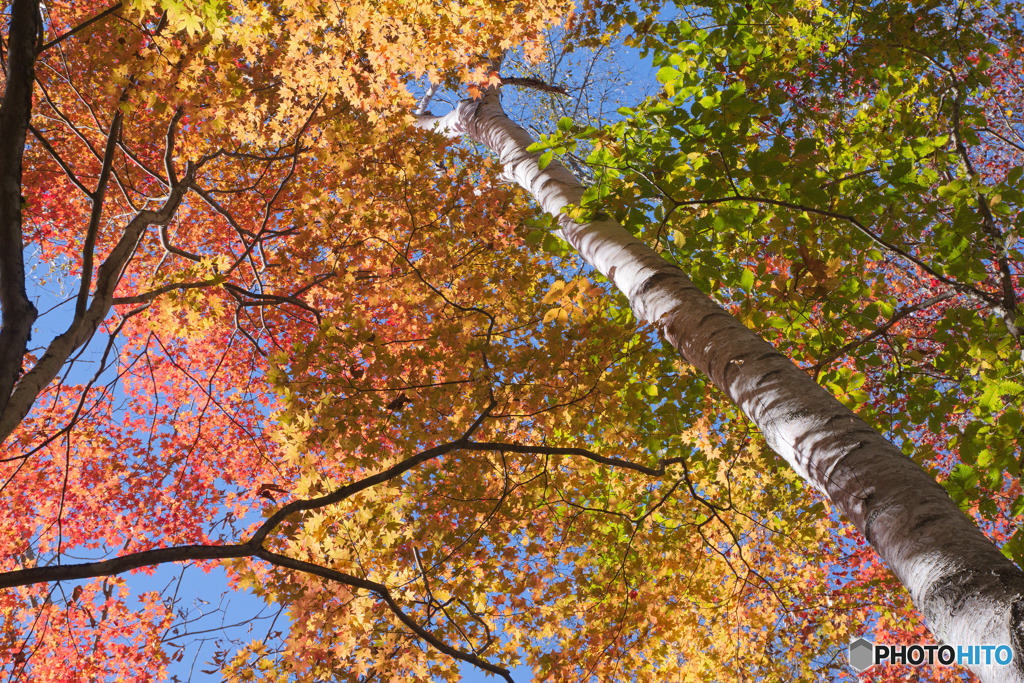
[419,92,1024,682]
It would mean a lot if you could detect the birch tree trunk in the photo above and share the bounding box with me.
[420,91,1024,683]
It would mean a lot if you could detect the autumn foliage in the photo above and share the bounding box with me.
[1,0,1022,681]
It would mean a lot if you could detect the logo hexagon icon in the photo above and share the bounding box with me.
[849,637,875,672]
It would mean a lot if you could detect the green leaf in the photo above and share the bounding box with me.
[739,268,755,293]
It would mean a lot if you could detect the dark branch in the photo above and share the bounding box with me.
[461,441,686,477]
[40,3,124,53]
[0,0,42,424]
[254,549,514,682]
[0,159,194,444]
[0,404,515,680]
[0,544,249,589]
[812,292,955,375]
[249,400,495,546]
[76,113,123,320]
[27,124,92,195]
[112,277,225,305]
[950,92,1020,335]
[664,191,1006,312]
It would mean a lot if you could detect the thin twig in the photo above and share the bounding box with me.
[40,2,123,53]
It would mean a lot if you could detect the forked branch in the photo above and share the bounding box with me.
[0,400,696,680]
[0,109,193,445]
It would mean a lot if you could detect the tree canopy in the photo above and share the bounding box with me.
[1,0,1022,681]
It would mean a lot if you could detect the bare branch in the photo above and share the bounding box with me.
[158,222,203,262]
[112,277,225,305]
[165,106,184,187]
[0,544,250,588]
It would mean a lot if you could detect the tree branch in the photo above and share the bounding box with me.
[39,2,123,53]
[0,133,193,444]
[664,191,1008,313]
[950,92,1020,336]
[0,403,516,680]
[27,124,92,196]
[254,549,514,682]
[0,544,250,589]
[111,277,225,304]
[164,106,184,187]
[413,82,441,116]
[249,400,495,546]
[812,292,955,375]
[501,76,567,94]
[76,112,122,320]
[461,441,686,477]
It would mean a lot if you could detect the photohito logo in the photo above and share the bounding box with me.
[848,637,1014,672]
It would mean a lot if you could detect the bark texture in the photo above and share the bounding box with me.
[0,0,41,419]
[420,91,1024,683]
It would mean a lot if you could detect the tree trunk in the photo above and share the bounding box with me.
[0,0,41,419]
[419,91,1024,683]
